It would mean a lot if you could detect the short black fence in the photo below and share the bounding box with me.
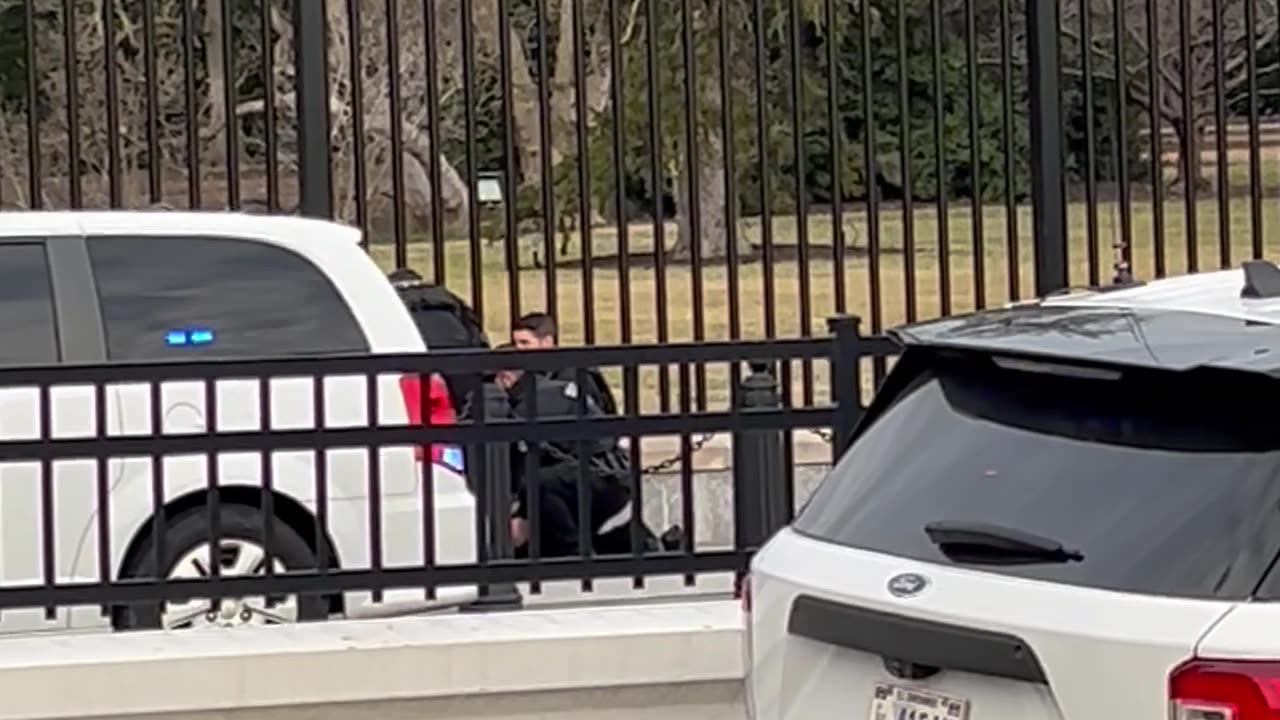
[0,316,895,624]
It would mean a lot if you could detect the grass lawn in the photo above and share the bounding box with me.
[367,153,1280,412]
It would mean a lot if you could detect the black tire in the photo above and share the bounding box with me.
[112,503,329,631]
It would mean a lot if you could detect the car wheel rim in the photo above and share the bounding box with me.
[162,539,297,630]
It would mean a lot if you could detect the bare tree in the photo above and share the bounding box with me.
[0,0,251,208]
[1063,0,1279,188]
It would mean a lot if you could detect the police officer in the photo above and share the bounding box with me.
[494,356,645,557]
[510,312,618,416]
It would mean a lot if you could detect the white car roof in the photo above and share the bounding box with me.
[1042,266,1280,326]
[2,209,363,245]
[0,210,424,355]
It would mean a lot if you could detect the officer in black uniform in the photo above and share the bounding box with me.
[510,312,618,416]
[494,356,649,557]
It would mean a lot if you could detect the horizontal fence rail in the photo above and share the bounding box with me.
[0,320,896,623]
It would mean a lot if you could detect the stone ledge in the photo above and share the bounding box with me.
[0,601,743,720]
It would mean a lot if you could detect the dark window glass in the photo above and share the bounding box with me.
[793,354,1280,600]
[0,244,59,365]
[87,236,367,361]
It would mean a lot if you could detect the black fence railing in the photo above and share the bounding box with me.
[2,0,1275,413]
[0,316,895,624]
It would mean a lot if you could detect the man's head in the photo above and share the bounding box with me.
[512,312,556,349]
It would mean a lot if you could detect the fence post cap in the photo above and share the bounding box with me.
[826,314,863,333]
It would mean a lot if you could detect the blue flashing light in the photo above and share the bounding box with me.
[440,445,466,473]
[165,328,215,347]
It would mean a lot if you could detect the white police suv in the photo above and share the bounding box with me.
[0,211,476,633]
[745,260,1280,719]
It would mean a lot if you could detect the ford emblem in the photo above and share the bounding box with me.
[887,572,929,598]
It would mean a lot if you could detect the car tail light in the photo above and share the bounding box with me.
[398,373,465,473]
[1170,659,1280,720]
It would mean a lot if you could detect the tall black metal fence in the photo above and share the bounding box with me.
[0,317,894,621]
[0,0,1276,408]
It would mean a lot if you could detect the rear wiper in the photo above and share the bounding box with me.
[923,521,1084,565]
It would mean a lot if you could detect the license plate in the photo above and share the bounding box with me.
[868,683,970,720]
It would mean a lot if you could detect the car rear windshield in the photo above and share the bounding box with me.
[792,351,1280,600]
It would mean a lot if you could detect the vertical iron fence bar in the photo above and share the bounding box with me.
[417,372,437,600]
[964,0,984,306]
[573,368,593,591]
[258,378,275,592]
[753,0,777,339]
[103,0,121,207]
[63,0,82,208]
[142,0,161,202]
[1245,0,1262,259]
[1177,0,1196,272]
[294,2,333,218]
[777,360,795,524]
[860,0,884,381]
[522,380,542,592]
[932,0,951,315]
[221,0,240,208]
[261,0,280,212]
[499,0,522,317]
[825,0,845,316]
[720,0,741,383]
[148,381,165,594]
[1145,0,1165,276]
[999,0,1019,298]
[23,0,40,208]
[680,0,707,410]
[462,389,496,597]
[645,0,671,411]
[623,366,644,589]
[461,0,484,316]
[203,379,222,609]
[366,375,384,603]
[312,377,330,598]
[897,0,917,322]
[1028,0,1068,295]
[1081,0,1099,285]
[95,382,110,616]
[423,0,446,281]
[827,314,863,457]
[573,0,595,344]
[1211,0,1230,268]
[386,0,408,265]
[348,0,369,238]
[608,0,630,344]
[677,363,695,586]
[788,0,813,404]
[182,0,201,208]
[535,0,557,319]
[39,385,54,619]
[1111,0,1133,282]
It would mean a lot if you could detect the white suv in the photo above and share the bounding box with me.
[746,263,1280,719]
[0,211,476,634]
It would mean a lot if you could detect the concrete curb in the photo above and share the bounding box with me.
[0,601,744,720]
